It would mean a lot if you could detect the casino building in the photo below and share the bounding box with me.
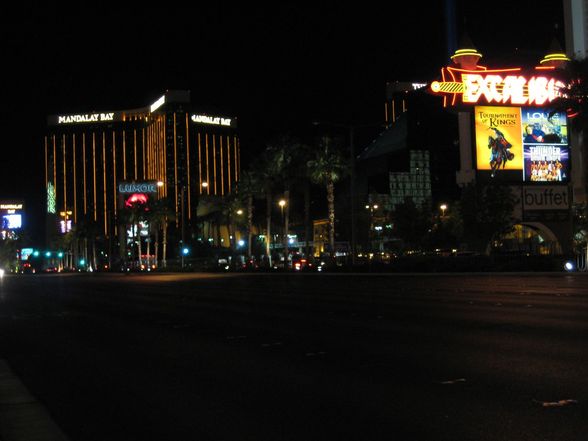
[430,35,575,255]
[44,90,240,246]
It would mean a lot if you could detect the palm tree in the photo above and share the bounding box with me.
[149,198,175,268]
[307,135,349,256]
[292,142,314,257]
[265,135,303,267]
[74,214,100,270]
[235,170,259,258]
[550,57,588,128]
[250,153,277,267]
[119,199,150,269]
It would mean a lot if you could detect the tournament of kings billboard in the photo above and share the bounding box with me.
[474,106,569,182]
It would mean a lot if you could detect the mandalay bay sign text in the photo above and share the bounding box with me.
[48,112,120,125]
[430,66,565,107]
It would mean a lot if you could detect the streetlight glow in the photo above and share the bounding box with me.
[440,204,448,217]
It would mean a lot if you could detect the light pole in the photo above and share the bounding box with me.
[365,203,378,253]
[440,203,447,219]
[279,199,287,267]
[313,121,383,265]
[181,185,186,269]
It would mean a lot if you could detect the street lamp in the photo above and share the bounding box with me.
[365,203,379,253]
[181,185,186,269]
[440,203,447,218]
[278,199,288,267]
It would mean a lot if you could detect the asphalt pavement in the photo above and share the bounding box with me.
[0,272,586,440]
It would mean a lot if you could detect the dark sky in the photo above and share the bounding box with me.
[0,2,565,235]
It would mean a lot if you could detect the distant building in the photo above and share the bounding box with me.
[44,90,240,243]
[355,82,458,252]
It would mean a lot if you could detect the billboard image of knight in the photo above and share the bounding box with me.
[475,106,523,177]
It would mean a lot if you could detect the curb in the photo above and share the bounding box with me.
[0,359,70,441]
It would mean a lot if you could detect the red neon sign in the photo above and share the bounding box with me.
[124,193,149,208]
[430,66,565,107]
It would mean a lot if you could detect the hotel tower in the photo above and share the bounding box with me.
[44,90,240,241]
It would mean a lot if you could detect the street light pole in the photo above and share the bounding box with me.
[365,204,378,253]
[349,126,356,266]
[181,185,186,269]
[279,199,287,268]
[440,203,447,219]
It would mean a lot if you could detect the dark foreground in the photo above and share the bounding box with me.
[0,272,587,441]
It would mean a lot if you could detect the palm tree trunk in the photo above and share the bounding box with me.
[228,221,234,251]
[304,181,310,257]
[137,223,142,268]
[216,217,222,248]
[265,190,272,267]
[162,217,168,268]
[327,180,335,256]
[283,188,290,269]
[155,229,160,268]
[73,239,78,269]
[83,238,88,269]
[146,231,151,268]
[247,194,253,258]
[92,240,97,271]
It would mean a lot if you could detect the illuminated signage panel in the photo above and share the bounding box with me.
[474,106,523,173]
[0,204,23,210]
[57,112,115,124]
[118,182,158,194]
[191,114,233,127]
[2,214,22,229]
[474,106,569,181]
[522,186,570,210]
[522,109,569,182]
[431,67,565,107]
[150,95,166,112]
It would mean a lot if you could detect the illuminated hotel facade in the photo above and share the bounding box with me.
[44,90,240,239]
[430,38,575,255]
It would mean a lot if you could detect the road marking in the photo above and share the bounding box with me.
[439,378,467,385]
[534,399,578,408]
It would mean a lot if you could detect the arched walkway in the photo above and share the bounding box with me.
[491,222,562,255]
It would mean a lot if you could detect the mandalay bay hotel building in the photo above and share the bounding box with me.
[44,90,240,261]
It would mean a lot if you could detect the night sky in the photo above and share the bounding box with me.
[0,2,565,239]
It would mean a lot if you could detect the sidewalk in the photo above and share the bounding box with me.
[0,359,69,441]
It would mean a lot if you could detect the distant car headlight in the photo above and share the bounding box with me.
[0,268,5,277]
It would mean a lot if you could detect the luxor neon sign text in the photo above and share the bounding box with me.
[430,67,565,107]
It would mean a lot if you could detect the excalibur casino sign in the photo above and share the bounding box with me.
[430,66,565,107]
[430,47,572,187]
